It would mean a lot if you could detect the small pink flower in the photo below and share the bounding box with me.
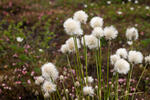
[31,71,35,76]
[19,96,21,99]
[27,80,31,84]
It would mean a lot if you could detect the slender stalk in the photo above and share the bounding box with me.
[66,54,79,97]
[106,41,110,99]
[125,64,134,100]
[131,64,148,100]
[115,72,119,100]
[62,82,69,100]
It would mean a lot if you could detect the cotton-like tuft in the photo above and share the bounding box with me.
[65,37,81,53]
[145,55,150,64]
[60,44,69,53]
[91,27,104,38]
[90,17,103,28]
[126,27,138,41]
[35,76,44,85]
[63,18,83,36]
[114,59,130,74]
[128,51,143,64]
[84,76,94,84]
[104,26,118,40]
[41,63,59,81]
[42,81,56,93]
[81,35,99,49]
[116,48,128,59]
[110,54,120,65]
[73,10,88,24]
[83,86,94,96]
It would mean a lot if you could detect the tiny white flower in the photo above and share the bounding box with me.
[145,55,150,64]
[42,81,56,93]
[73,10,88,24]
[84,76,94,84]
[116,48,128,59]
[117,11,122,15]
[16,37,23,42]
[83,86,94,96]
[75,81,80,87]
[91,27,104,39]
[135,0,138,4]
[65,37,81,53]
[63,18,83,36]
[59,75,64,81]
[110,54,121,65]
[130,7,134,11]
[35,76,44,85]
[146,6,150,10]
[39,49,43,52]
[114,59,130,74]
[41,62,59,81]
[127,41,133,45]
[81,35,99,49]
[107,1,111,4]
[126,27,138,41]
[90,16,103,28]
[128,51,143,64]
[84,4,88,8]
[60,44,69,53]
[104,26,118,40]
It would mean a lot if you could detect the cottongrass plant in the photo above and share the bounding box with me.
[34,10,149,100]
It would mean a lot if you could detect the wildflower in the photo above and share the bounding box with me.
[73,10,88,24]
[114,59,130,74]
[110,54,120,65]
[59,75,64,81]
[35,76,44,85]
[116,48,128,59]
[91,27,104,38]
[128,51,143,64]
[135,0,138,4]
[117,11,122,15]
[146,6,150,10]
[104,26,118,40]
[63,18,83,36]
[41,62,59,81]
[84,76,94,84]
[83,86,94,96]
[65,37,81,53]
[16,37,23,42]
[90,16,103,28]
[130,7,134,11]
[107,1,111,4]
[81,35,99,49]
[127,41,133,45]
[42,81,56,93]
[75,81,80,87]
[145,55,150,64]
[60,44,69,53]
[44,92,50,98]
[126,27,138,41]
[39,49,43,52]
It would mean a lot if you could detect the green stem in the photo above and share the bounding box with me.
[131,64,148,100]
[115,72,119,100]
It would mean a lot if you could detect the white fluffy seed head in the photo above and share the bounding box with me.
[60,44,69,53]
[42,81,56,93]
[114,59,130,74]
[83,86,94,96]
[145,55,150,64]
[63,18,83,36]
[116,48,128,59]
[41,62,59,81]
[84,76,94,84]
[126,27,138,41]
[35,76,44,85]
[65,37,81,53]
[91,27,104,38]
[90,16,103,28]
[81,35,99,49]
[128,51,143,64]
[104,26,118,40]
[73,10,88,24]
[110,54,121,65]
